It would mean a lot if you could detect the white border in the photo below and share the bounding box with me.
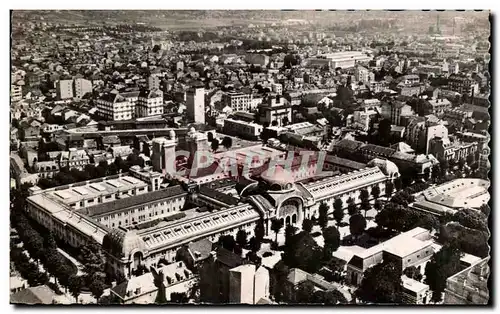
[3,1,497,314]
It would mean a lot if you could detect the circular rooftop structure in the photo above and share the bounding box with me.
[260,166,295,191]
[368,158,400,179]
[102,229,147,260]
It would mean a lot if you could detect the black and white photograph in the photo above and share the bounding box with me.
[8,9,491,306]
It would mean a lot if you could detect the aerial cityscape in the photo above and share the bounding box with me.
[9,10,490,305]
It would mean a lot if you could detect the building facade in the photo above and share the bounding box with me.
[56,79,74,100]
[186,87,205,124]
[97,93,135,121]
[74,78,92,99]
[136,89,164,118]
[223,118,263,140]
[223,92,253,112]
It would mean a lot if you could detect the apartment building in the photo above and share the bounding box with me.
[222,92,253,112]
[74,78,93,99]
[136,89,164,118]
[97,93,135,121]
[186,87,205,124]
[11,85,22,102]
[56,79,74,100]
[223,118,263,140]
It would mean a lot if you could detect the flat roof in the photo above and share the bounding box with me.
[79,185,187,217]
[402,276,429,293]
[44,175,149,205]
[351,227,433,260]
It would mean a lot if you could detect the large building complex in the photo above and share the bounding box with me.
[307,51,373,69]
[24,146,398,279]
[411,178,490,216]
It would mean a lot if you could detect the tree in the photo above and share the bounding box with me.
[374,199,383,213]
[318,202,329,229]
[347,202,358,216]
[423,167,431,181]
[371,185,380,200]
[221,136,233,150]
[44,231,57,250]
[302,218,313,233]
[89,274,106,303]
[248,237,261,253]
[210,139,219,152]
[479,204,490,217]
[425,242,462,302]
[292,234,323,274]
[80,242,105,285]
[218,235,236,252]
[142,142,151,157]
[333,199,344,226]
[440,159,449,174]
[284,224,297,251]
[360,189,369,202]
[236,229,248,248]
[385,181,394,197]
[466,153,475,166]
[322,226,340,260]
[391,190,415,207]
[453,207,488,231]
[314,289,348,304]
[26,235,44,266]
[254,219,265,242]
[404,266,423,281]
[170,292,189,303]
[282,116,290,126]
[432,165,442,182]
[360,199,371,218]
[376,202,439,233]
[271,260,290,302]
[394,178,403,191]
[349,213,366,239]
[294,281,316,304]
[270,218,283,246]
[378,119,392,145]
[458,157,466,171]
[260,127,272,143]
[357,261,403,304]
[69,275,83,303]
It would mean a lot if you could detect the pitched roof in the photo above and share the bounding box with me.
[139,89,163,99]
[215,246,244,268]
[188,238,214,262]
[10,285,55,305]
[199,186,240,206]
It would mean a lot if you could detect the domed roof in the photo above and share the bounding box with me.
[102,229,147,259]
[260,165,295,188]
[368,158,399,177]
